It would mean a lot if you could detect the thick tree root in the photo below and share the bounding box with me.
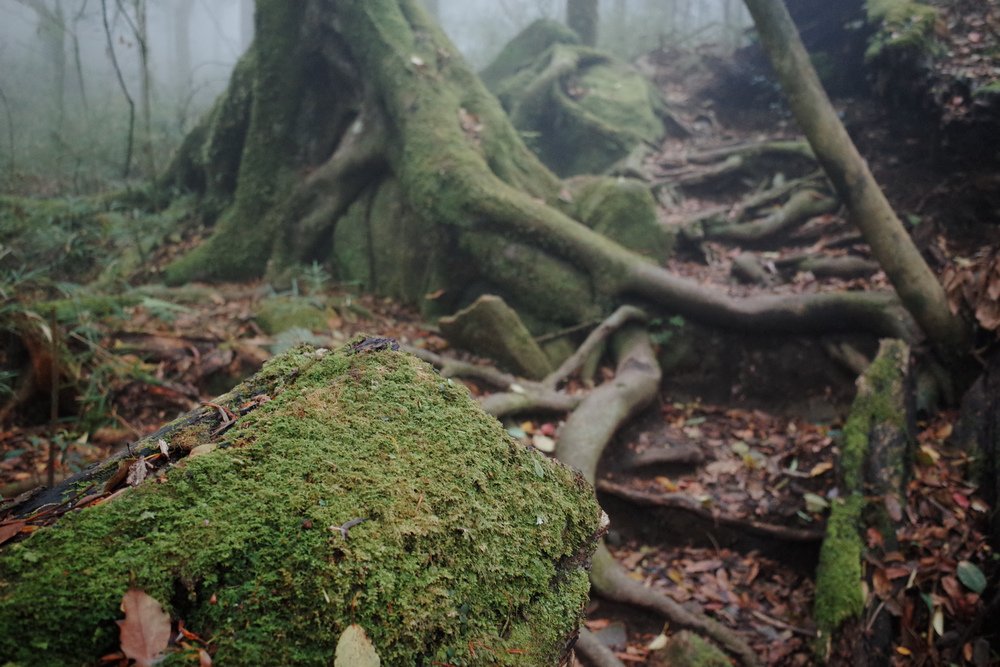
[554,326,762,667]
[575,628,627,667]
[684,189,838,245]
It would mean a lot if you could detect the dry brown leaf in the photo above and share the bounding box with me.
[127,458,153,487]
[0,521,26,546]
[117,589,171,667]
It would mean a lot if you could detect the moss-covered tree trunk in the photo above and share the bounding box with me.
[162,0,917,344]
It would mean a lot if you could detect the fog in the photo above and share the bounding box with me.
[0,0,749,188]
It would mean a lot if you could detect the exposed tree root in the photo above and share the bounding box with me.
[596,479,825,543]
[575,628,627,667]
[684,189,837,245]
[553,326,762,666]
[544,305,648,389]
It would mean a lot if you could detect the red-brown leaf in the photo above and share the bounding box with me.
[0,521,26,546]
[117,589,171,667]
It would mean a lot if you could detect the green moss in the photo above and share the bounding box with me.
[164,0,306,284]
[0,343,600,665]
[254,296,332,335]
[814,494,866,642]
[865,0,939,61]
[652,630,730,667]
[840,342,908,493]
[487,38,667,176]
[973,80,1000,97]
[565,176,669,260]
[459,231,600,326]
[479,19,580,90]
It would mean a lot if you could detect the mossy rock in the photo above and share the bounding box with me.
[480,18,580,91]
[565,176,671,260]
[865,0,939,61]
[254,295,332,335]
[484,23,669,176]
[0,343,602,665]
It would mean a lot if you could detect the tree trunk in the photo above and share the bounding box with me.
[567,0,599,46]
[173,0,193,101]
[742,0,971,362]
[134,0,155,175]
[161,0,917,345]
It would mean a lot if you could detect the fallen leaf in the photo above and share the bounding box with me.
[808,462,833,477]
[0,521,26,546]
[127,458,153,487]
[334,624,380,667]
[117,589,171,667]
[956,561,986,594]
[158,439,169,457]
[803,492,829,513]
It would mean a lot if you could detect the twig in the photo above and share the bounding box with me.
[543,306,648,390]
[751,609,818,637]
[330,517,368,540]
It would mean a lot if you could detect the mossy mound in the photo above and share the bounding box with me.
[485,22,669,176]
[865,0,939,61]
[480,19,580,91]
[0,343,602,665]
[254,295,332,335]
[565,176,671,260]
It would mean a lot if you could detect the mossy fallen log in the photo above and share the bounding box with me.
[0,341,603,666]
[814,339,912,664]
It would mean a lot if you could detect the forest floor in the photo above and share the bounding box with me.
[1,38,998,667]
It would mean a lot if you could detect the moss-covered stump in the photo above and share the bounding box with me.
[0,343,603,666]
[484,21,671,176]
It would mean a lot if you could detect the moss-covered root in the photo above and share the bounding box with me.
[554,327,762,667]
[0,343,603,666]
[813,339,912,659]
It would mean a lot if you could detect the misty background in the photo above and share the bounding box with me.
[0,0,750,192]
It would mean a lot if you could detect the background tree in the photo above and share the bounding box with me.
[566,0,598,45]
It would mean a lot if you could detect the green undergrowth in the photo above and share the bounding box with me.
[0,343,601,665]
[866,0,940,61]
